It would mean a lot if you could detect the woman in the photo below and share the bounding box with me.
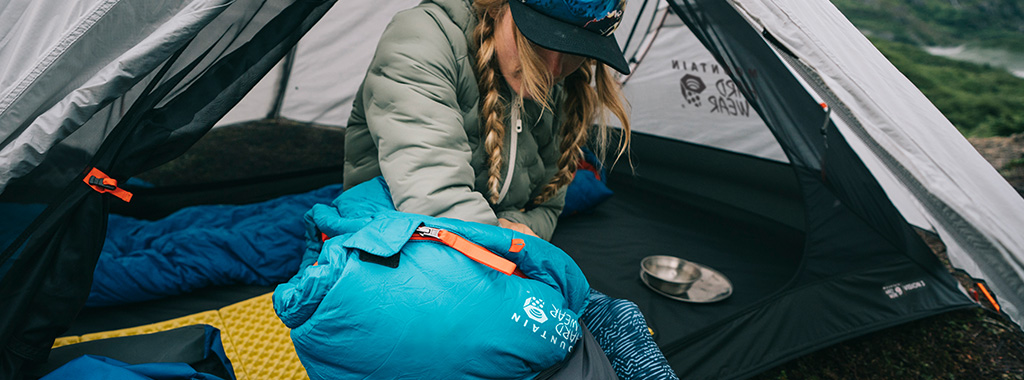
[343,0,628,241]
[343,0,676,378]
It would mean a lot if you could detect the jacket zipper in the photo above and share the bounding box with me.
[496,94,522,204]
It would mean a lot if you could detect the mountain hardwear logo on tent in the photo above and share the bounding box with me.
[680,74,706,107]
[883,280,927,299]
[523,297,548,323]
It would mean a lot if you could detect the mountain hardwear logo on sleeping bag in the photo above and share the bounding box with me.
[524,297,549,323]
[512,297,579,353]
[551,306,581,343]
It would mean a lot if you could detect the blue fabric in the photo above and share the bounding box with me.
[88,184,343,307]
[561,149,613,218]
[202,325,236,379]
[40,355,226,380]
[274,177,591,380]
[582,290,678,380]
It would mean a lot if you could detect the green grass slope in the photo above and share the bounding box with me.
[871,38,1024,137]
[830,0,1024,50]
[829,0,1024,137]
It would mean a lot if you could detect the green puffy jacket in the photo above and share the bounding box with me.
[343,0,567,240]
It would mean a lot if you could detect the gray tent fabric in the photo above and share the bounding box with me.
[219,0,421,127]
[0,0,233,194]
[620,13,787,162]
[1,0,1023,379]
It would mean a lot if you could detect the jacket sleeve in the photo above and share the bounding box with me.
[360,9,498,226]
[495,185,566,241]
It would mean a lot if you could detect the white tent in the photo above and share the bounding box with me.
[2,0,1023,378]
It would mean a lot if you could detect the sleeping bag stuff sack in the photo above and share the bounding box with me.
[273,177,591,380]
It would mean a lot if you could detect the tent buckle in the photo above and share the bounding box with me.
[83,167,133,202]
[88,176,116,190]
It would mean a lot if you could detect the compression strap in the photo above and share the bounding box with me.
[411,226,526,278]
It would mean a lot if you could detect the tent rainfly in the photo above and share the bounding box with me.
[2,0,1022,379]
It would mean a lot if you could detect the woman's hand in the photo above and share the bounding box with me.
[498,218,539,238]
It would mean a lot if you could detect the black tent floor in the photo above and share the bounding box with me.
[552,176,805,347]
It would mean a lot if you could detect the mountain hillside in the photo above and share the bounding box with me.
[870,38,1024,137]
[831,0,1024,50]
[829,0,1024,138]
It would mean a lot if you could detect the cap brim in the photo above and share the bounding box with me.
[508,0,630,75]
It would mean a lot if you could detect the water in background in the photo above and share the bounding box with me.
[925,45,1024,78]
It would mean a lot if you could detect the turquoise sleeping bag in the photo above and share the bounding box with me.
[273,177,590,380]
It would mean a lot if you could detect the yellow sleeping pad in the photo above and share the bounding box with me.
[54,292,307,380]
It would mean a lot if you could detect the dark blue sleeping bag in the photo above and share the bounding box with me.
[87,184,343,307]
[89,158,611,308]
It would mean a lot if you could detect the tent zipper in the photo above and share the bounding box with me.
[496,94,522,204]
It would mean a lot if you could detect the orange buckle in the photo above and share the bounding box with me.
[510,238,525,253]
[83,168,133,202]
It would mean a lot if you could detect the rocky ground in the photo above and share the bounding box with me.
[968,132,1024,197]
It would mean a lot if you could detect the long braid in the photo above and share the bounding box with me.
[532,62,631,205]
[474,4,506,204]
[532,63,596,205]
[473,0,631,207]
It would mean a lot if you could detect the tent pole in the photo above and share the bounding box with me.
[267,46,297,121]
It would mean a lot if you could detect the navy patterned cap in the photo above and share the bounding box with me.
[508,0,630,74]
[523,0,625,36]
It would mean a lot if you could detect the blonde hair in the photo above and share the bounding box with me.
[473,0,630,205]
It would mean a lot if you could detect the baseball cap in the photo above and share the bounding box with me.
[507,0,630,75]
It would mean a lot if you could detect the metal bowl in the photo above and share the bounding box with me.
[640,255,702,295]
